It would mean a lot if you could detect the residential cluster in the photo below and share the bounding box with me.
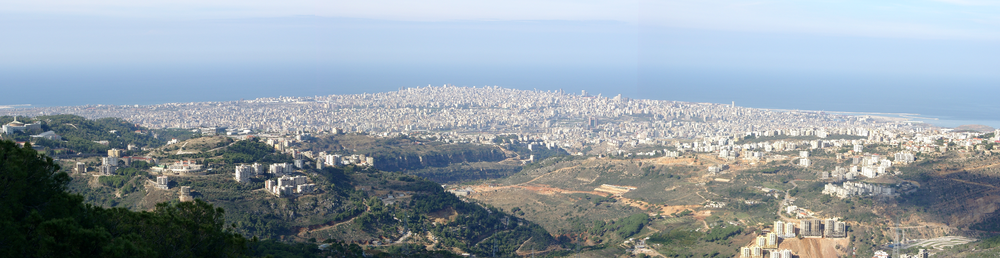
[872,250,929,258]
[898,249,930,258]
[738,232,792,258]
[822,182,894,199]
[265,175,315,197]
[151,160,203,174]
[231,160,317,197]
[319,152,374,168]
[739,218,847,257]
[234,163,264,183]
[0,86,928,155]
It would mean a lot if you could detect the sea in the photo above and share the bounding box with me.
[2,64,998,129]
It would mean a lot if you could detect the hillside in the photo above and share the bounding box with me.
[64,136,558,257]
[462,143,1000,257]
[304,134,536,183]
[44,120,1000,257]
[1,139,404,257]
[1,114,167,155]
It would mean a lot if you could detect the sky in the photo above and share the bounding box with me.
[1,0,999,122]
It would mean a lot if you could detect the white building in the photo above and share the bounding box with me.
[798,158,810,167]
[1,117,41,134]
[770,249,793,258]
[235,164,253,183]
[98,165,117,176]
[894,152,915,164]
[252,163,263,174]
[156,176,170,189]
[269,162,293,175]
[266,175,315,197]
[774,221,795,238]
[167,160,202,174]
[823,182,893,199]
[861,166,878,178]
[102,156,119,167]
[30,131,61,141]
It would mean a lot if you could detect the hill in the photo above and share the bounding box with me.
[953,124,994,133]
[0,140,391,257]
[1,114,167,155]
[64,136,558,257]
[462,144,1000,257]
[44,118,1000,257]
[304,134,539,183]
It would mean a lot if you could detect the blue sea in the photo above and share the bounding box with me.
[2,64,998,128]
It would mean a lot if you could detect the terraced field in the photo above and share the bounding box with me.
[905,236,978,250]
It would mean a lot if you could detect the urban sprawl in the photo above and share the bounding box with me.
[3,86,998,258]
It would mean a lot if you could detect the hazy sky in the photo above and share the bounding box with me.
[2,0,999,119]
[4,0,998,68]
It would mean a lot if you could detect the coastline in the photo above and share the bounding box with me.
[5,98,999,129]
[766,109,1000,129]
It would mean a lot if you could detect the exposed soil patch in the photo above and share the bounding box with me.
[778,237,848,258]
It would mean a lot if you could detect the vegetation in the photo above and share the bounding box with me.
[304,134,513,183]
[0,140,247,257]
[1,115,164,154]
[220,138,291,164]
[2,140,469,257]
[703,226,741,242]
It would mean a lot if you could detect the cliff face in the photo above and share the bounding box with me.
[306,135,510,172]
[369,147,508,171]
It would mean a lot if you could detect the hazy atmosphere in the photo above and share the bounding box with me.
[4,2,1000,258]
[4,0,999,124]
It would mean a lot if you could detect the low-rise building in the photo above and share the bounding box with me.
[179,186,193,202]
[30,131,61,141]
[1,117,41,134]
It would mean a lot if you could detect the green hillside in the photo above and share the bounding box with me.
[65,136,556,257]
[1,115,165,155]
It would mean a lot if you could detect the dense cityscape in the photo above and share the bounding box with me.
[3,86,1000,258]
[0,86,930,150]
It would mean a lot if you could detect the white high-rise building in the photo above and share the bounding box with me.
[252,163,263,175]
[102,156,118,167]
[324,154,342,167]
[235,164,253,183]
